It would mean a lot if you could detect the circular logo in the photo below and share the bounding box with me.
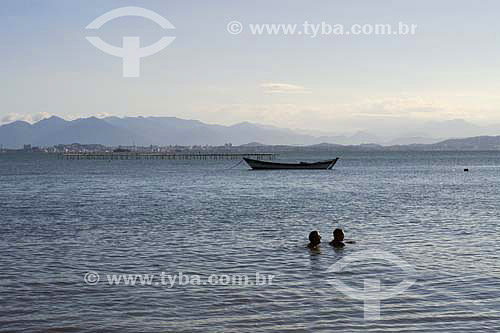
[326,249,417,320]
[84,271,100,285]
[227,21,243,35]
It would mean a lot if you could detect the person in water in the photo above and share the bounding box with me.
[329,228,355,248]
[329,228,345,247]
[307,230,321,249]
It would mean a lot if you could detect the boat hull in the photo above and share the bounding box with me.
[243,157,339,170]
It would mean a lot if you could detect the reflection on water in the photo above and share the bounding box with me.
[0,151,499,332]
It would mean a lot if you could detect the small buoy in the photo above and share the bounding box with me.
[464,168,469,172]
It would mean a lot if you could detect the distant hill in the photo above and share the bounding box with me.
[385,136,442,145]
[104,117,317,146]
[0,116,144,148]
[239,142,267,147]
[429,136,500,150]
[0,121,35,147]
[237,136,500,151]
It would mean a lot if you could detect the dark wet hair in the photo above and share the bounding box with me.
[309,230,321,243]
[333,228,344,241]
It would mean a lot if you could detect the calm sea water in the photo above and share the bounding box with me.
[1,151,499,332]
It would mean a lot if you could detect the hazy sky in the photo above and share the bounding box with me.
[1,0,500,133]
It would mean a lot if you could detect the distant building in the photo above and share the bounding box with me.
[23,144,32,151]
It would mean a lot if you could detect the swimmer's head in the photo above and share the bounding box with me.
[333,228,344,241]
[309,230,321,245]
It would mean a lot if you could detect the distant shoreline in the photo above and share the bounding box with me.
[3,136,500,154]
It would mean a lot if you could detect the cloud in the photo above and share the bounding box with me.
[0,112,51,125]
[260,82,311,94]
[348,97,459,119]
[0,112,113,125]
[190,93,492,134]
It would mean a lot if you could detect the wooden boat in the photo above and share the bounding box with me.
[243,157,339,170]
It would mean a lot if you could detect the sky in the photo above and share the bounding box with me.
[1,0,500,134]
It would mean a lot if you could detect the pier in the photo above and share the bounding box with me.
[60,152,278,160]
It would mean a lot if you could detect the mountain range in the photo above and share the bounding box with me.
[1,115,500,149]
[0,116,316,148]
